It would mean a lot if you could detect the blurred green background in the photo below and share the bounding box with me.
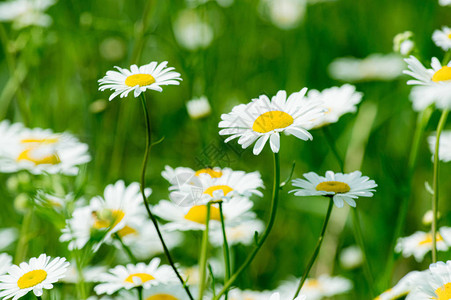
[1,0,451,299]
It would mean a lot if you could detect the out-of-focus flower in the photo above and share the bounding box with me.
[433,27,451,51]
[393,31,415,56]
[290,171,377,208]
[94,258,177,295]
[228,288,274,299]
[173,9,214,51]
[260,0,307,30]
[339,245,363,269]
[209,219,265,246]
[153,197,255,231]
[395,227,451,262]
[439,0,451,7]
[406,260,451,299]
[0,254,12,275]
[328,54,404,82]
[0,254,69,299]
[162,166,224,186]
[0,228,18,251]
[0,0,56,29]
[61,265,107,284]
[0,121,91,176]
[303,84,363,129]
[219,89,324,155]
[375,271,422,300]
[98,61,182,101]
[186,96,212,120]
[279,275,353,300]
[428,131,451,162]
[99,37,126,62]
[422,210,440,226]
[270,292,306,300]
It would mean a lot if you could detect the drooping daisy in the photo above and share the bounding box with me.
[0,121,91,175]
[290,171,377,208]
[94,258,177,295]
[98,61,182,101]
[395,227,451,262]
[0,254,69,300]
[375,271,422,300]
[209,219,265,247]
[153,196,255,231]
[219,89,325,155]
[428,131,451,162]
[0,254,12,275]
[433,27,451,51]
[303,84,363,128]
[406,260,451,299]
[167,167,264,206]
[186,96,212,120]
[0,0,55,29]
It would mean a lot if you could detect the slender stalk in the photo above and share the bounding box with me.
[219,202,231,300]
[432,109,449,263]
[139,93,194,300]
[292,198,333,299]
[352,208,375,297]
[322,127,344,172]
[198,203,211,300]
[15,208,33,264]
[137,286,143,300]
[212,152,280,300]
[74,248,87,300]
[115,233,137,264]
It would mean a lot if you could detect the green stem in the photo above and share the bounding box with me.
[115,233,138,264]
[212,152,280,300]
[219,202,231,300]
[443,50,451,65]
[198,203,211,300]
[292,198,333,299]
[15,208,33,264]
[74,249,87,300]
[139,93,194,300]
[352,208,375,297]
[36,296,42,300]
[137,286,143,300]
[322,127,344,172]
[432,109,449,263]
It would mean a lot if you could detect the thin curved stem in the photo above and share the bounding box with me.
[292,198,333,299]
[432,109,449,263]
[198,203,211,300]
[219,202,231,300]
[115,233,137,264]
[139,93,194,300]
[212,152,280,300]
[137,286,143,300]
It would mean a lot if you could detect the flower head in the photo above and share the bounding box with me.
[393,31,415,56]
[0,0,56,29]
[279,275,352,300]
[433,27,451,51]
[376,271,422,300]
[0,254,12,275]
[406,260,451,300]
[428,131,451,162]
[186,96,211,120]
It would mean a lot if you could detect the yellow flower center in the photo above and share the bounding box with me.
[146,295,179,300]
[21,138,58,144]
[124,273,155,284]
[195,168,223,178]
[432,66,451,82]
[17,270,47,289]
[203,185,233,197]
[17,138,61,165]
[418,233,444,245]
[93,209,125,231]
[117,225,138,238]
[125,74,155,87]
[448,33,451,39]
[316,181,351,193]
[305,279,320,288]
[184,205,222,224]
[252,111,294,133]
[435,282,451,300]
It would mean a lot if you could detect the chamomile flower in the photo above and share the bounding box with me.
[260,0,307,30]
[0,122,90,175]
[186,96,212,120]
[94,258,177,295]
[0,254,12,275]
[404,56,451,86]
[173,9,214,50]
[209,219,265,247]
[439,0,451,5]
[395,227,451,262]
[219,89,325,155]
[428,131,451,162]
[406,260,451,300]
[139,284,194,300]
[153,196,255,231]
[433,27,451,51]
[279,275,352,300]
[0,0,56,29]
[167,167,264,206]
[393,31,415,56]
[375,271,422,300]
[162,166,224,186]
[98,61,182,101]
[290,171,377,208]
[304,84,363,128]
[0,254,69,300]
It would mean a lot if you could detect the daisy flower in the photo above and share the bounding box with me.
[209,219,265,247]
[98,61,182,101]
[339,245,363,269]
[94,258,177,295]
[153,196,255,231]
[0,0,55,29]
[375,271,422,300]
[186,96,211,120]
[162,165,224,186]
[219,89,325,155]
[290,171,377,208]
[439,0,451,5]
[406,260,451,299]
[260,0,307,30]
[428,131,451,162]
[173,9,214,50]
[395,227,451,262]
[303,84,363,128]
[279,275,353,300]
[166,167,264,206]
[0,254,69,300]
[0,254,12,275]
[433,27,451,51]
[0,121,91,175]
[393,31,414,56]
[140,284,194,300]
